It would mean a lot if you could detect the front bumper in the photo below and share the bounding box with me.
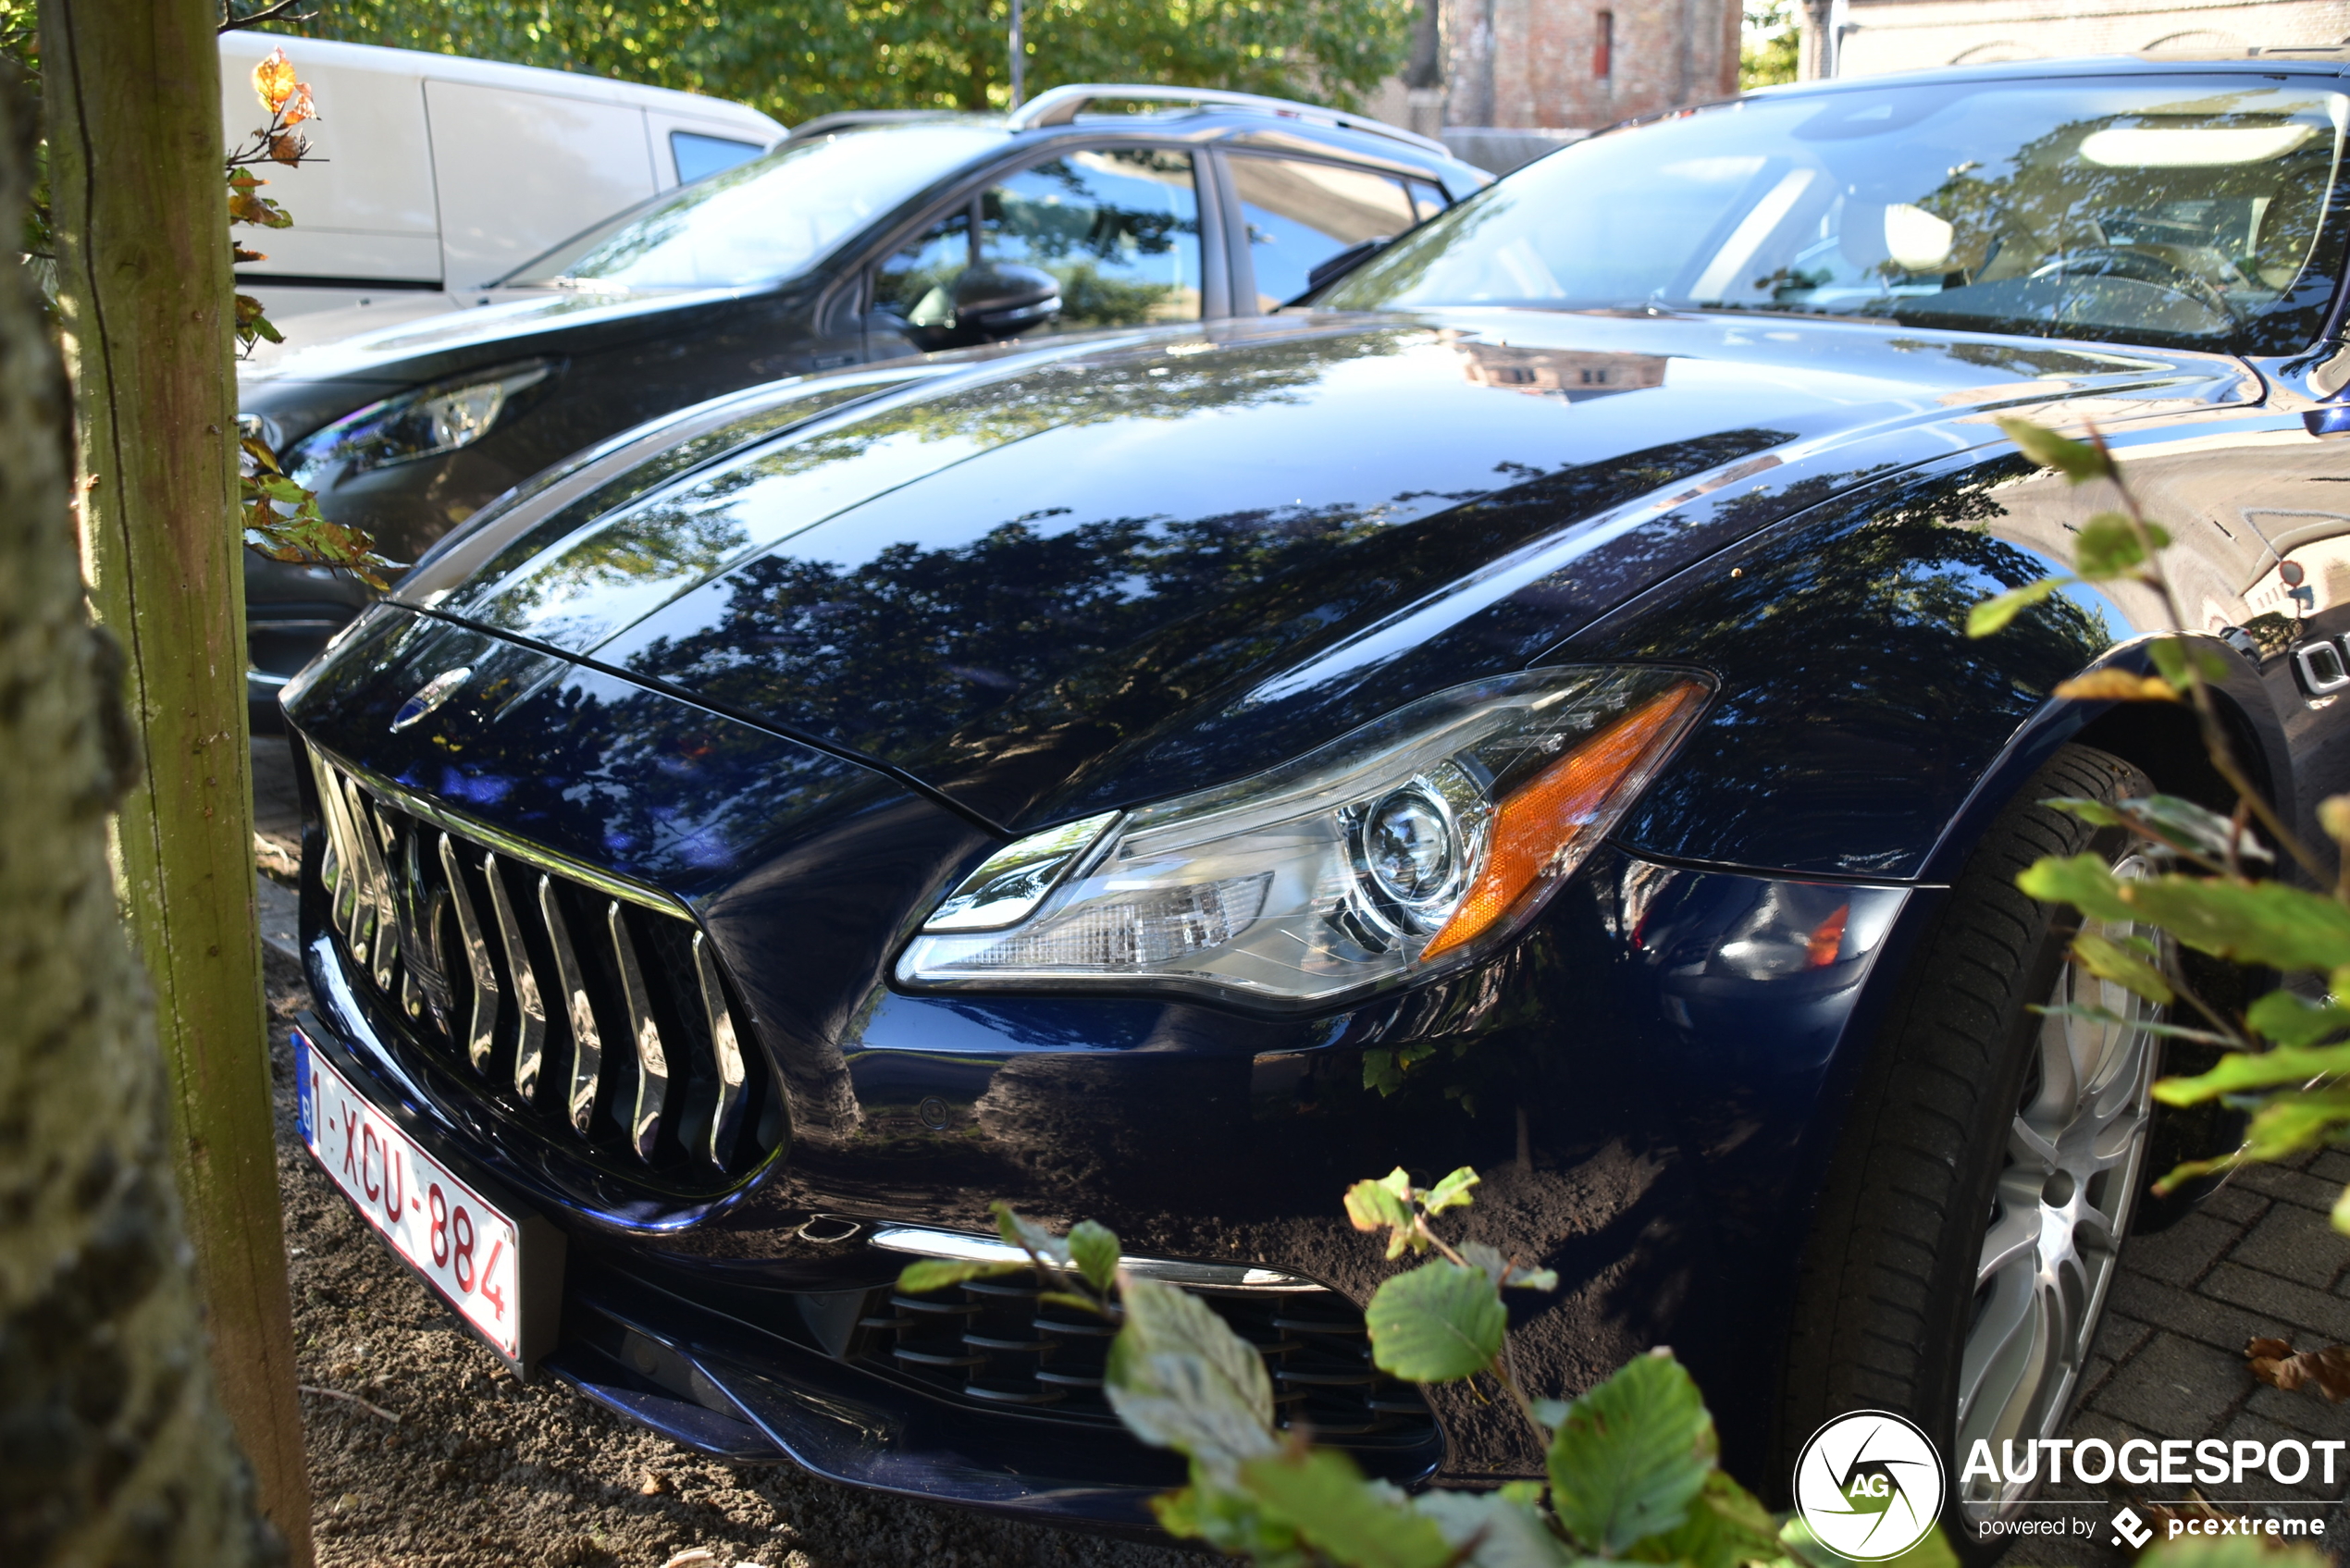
[294,994,1433,1531]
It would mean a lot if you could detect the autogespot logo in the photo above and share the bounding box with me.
[1794,1412,1946,1561]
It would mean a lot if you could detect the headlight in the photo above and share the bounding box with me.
[896,666,1712,1012]
[288,362,550,488]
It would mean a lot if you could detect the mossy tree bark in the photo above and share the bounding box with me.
[0,61,284,1568]
[40,1,313,1558]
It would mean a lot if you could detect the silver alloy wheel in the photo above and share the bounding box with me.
[1956,852,2160,1517]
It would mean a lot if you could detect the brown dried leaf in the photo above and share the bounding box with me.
[268,131,306,167]
[232,245,266,264]
[2245,1336,2350,1401]
[2052,669,2182,704]
[279,81,316,128]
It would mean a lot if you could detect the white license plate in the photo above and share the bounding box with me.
[296,1031,528,1360]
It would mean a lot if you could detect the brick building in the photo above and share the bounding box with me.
[1368,0,1742,140]
[1796,0,2350,79]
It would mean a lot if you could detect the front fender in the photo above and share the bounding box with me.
[1562,450,2299,881]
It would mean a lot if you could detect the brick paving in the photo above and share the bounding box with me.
[2007,1144,2350,1564]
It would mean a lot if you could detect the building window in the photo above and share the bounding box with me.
[1595,10,1614,80]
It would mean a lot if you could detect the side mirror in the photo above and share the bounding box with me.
[1303,236,1393,297]
[953,264,1060,338]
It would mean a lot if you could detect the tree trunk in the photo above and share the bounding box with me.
[0,61,283,1568]
[41,3,314,1559]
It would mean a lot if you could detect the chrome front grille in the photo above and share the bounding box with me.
[307,747,774,1182]
[857,1269,1435,1446]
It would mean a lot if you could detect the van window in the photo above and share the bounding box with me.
[511,123,1006,290]
[672,130,765,184]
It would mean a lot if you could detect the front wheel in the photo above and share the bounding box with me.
[1775,744,2163,1546]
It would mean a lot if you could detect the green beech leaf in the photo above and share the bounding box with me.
[1413,1486,1577,1567]
[1547,1349,1715,1555]
[1237,1447,1455,1568]
[1366,1261,1506,1383]
[2238,1088,2350,1161]
[1626,1469,1783,1568]
[2017,858,2350,972]
[1782,1513,1961,1568]
[1965,576,2071,637]
[1104,1277,1276,1474]
[1997,415,2114,482]
[2247,990,2350,1049]
[2148,636,2195,693]
[991,1202,1071,1266]
[1463,1240,1559,1292]
[1424,1166,1480,1214]
[2029,1001,2236,1045]
[2070,930,2174,1005]
[2072,511,2171,578]
[1067,1219,1120,1294]
[2135,1536,2328,1568]
[1150,1460,1307,1559]
[896,1258,1022,1293]
[1345,1169,1420,1257]
[2045,793,2270,867]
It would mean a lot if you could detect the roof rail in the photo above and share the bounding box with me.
[785,109,965,143]
[1006,83,1452,159]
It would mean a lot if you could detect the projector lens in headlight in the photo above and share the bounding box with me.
[896,666,1712,1011]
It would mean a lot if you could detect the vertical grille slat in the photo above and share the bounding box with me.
[608,902,669,1163]
[303,750,776,1187]
[313,749,368,955]
[439,833,501,1073]
[692,932,747,1171]
[483,852,549,1103]
[540,875,604,1135]
[344,779,401,990]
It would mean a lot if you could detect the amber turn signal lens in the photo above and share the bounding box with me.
[1418,679,1708,962]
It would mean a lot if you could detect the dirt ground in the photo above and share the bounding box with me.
[251,734,1182,1568]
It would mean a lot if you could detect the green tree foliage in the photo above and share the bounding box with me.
[1739,0,1799,90]
[255,0,1416,120]
[1969,417,2350,1228]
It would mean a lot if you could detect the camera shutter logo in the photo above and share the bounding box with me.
[1793,1411,1946,1560]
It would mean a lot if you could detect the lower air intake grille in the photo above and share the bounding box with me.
[854,1270,1434,1446]
[307,747,778,1184]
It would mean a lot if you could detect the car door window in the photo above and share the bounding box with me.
[872,206,973,345]
[980,148,1203,330]
[1229,154,1417,311]
[1406,180,1449,224]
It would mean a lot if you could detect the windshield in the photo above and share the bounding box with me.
[1321,75,2348,349]
[510,124,1008,290]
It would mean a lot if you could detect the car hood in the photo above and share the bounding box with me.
[400,308,2250,829]
[241,284,763,389]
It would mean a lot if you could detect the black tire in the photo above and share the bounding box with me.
[1774,743,2159,1553]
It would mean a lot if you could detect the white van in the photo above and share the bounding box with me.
[218,35,784,358]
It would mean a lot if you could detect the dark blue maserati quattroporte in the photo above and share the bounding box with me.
[279,50,2350,1537]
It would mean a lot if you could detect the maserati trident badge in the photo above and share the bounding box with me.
[390,666,473,732]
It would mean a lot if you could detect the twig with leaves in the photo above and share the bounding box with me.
[1968,416,2350,1222]
[225,46,391,587]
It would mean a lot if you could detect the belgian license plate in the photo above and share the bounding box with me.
[295,1031,527,1360]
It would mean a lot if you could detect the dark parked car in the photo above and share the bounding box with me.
[239,85,1488,707]
[279,50,2350,1541]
